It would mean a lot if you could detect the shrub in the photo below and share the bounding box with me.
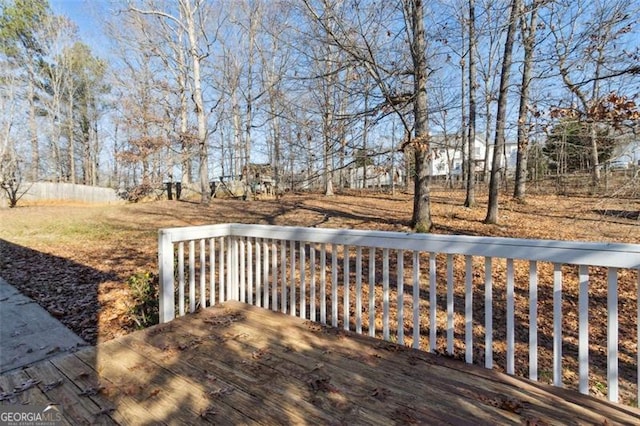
[127,271,159,329]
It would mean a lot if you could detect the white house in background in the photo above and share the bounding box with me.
[429,133,518,177]
[608,139,640,169]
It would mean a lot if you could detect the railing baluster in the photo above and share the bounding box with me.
[356,247,363,334]
[465,255,473,363]
[239,239,246,303]
[485,257,493,369]
[429,252,437,352]
[332,244,338,327]
[280,240,286,314]
[637,269,639,406]
[321,244,327,325]
[219,237,224,303]
[272,241,278,312]
[529,261,538,381]
[578,264,589,395]
[226,238,232,302]
[383,248,390,341]
[178,242,185,317]
[397,249,404,346]
[369,247,375,338]
[189,240,195,312]
[344,245,350,331]
[200,239,206,308]
[233,237,239,300]
[209,238,215,307]
[310,244,316,321]
[247,238,253,305]
[290,240,296,317]
[256,239,262,308]
[553,263,563,387]
[607,267,618,403]
[447,254,454,355]
[300,242,306,319]
[507,258,515,375]
[413,251,420,350]
[263,239,269,310]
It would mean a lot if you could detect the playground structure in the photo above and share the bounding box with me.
[212,163,277,200]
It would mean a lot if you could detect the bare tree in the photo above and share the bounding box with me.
[465,0,478,207]
[38,16,79,181]
[128,0,219,204]
[1,0,50,181]
[0,59,23,207]
[546,0,639,190]
[302,0,434,230]
[485,0,520,224]
[513,0,540,201]
[476,0,508,183]
[257,2,294,194]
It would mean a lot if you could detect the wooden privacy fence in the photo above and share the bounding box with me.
[158,223,640,405]
[15,182,123,204]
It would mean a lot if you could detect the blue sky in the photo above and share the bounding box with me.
[49,0,111,56]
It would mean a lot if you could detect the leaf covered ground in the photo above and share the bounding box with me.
[1,188,639,403]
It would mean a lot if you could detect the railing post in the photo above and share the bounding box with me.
[158,230,175,323]
[607,267,618,403]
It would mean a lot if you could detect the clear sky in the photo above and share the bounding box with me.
[49,0,111,56]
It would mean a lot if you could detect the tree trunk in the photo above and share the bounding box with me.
[177,39,191,185]
[324,111,334,196]
[589,123,600,188]
[589,58,603,189]
[465,0,477,207]
[409,0,431,232]
[485,0,520,224]
[67,85,75,184]
[182,0,209,204]
[232,90,242,178]
[460,22,468,192]
[81,111,91,185]
[28,61,39,182]
[513,1,538,202]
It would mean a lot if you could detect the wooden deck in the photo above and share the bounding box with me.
[2,301,640,425]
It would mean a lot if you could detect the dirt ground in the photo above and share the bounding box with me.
[1,187,639,403]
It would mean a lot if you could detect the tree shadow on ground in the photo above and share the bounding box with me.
[0,239,120,344]
[593,209,640,221]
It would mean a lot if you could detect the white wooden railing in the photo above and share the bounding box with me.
[158,223,640,404]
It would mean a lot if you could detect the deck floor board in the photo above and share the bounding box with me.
[2,301,639,425]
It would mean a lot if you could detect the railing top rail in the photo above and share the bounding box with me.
[159,223,232,242]
[159,223,640,269]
